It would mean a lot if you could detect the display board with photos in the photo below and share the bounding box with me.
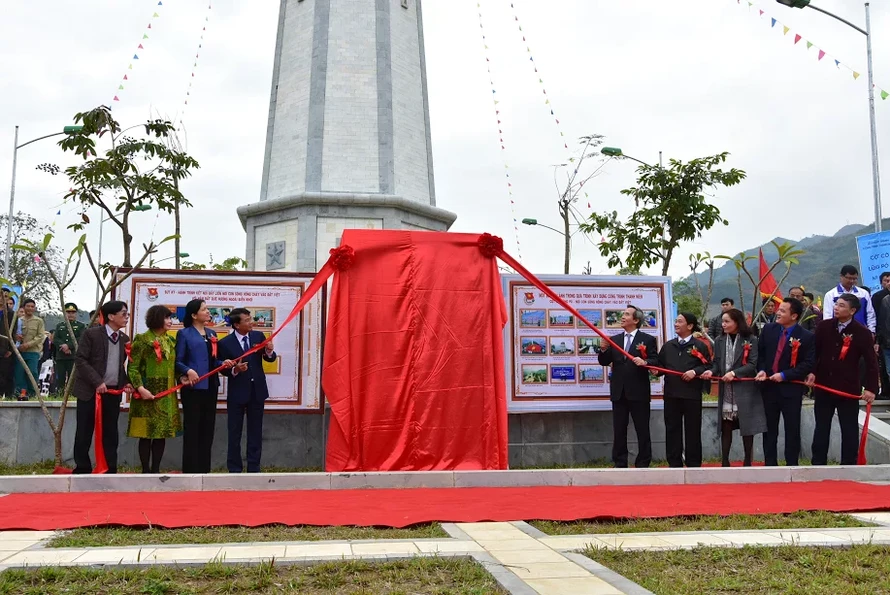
[502,274,672,412]
[114,269,325,412]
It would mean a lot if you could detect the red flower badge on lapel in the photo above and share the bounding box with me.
[637,343,648,359]
[153,339,162,363]
[689,346,709,365]
[742,342,751,365]
[839,334,853,361]
[210,335,218,359]
[789,337,801,367]
[124,342,132,363]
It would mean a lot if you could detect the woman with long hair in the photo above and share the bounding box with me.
[701,308,766,466]
[127,305,182,473]
[175,299,234,473]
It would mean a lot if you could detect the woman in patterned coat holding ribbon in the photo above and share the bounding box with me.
[127,304,182,473]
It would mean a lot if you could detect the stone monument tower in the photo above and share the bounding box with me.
[238,0,456,272]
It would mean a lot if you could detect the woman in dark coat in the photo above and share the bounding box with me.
[701,308,767,466]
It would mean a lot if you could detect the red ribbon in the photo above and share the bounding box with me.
[210,335,218,359]
[491,236,873,465]
[790,338,800,368]
[839,334,852,361]
[153,339,162,363]
[742,342,750,365]
[690,346,709,365]
[124,342,132,363]
[637,344,647,359]
[92,388,125,474]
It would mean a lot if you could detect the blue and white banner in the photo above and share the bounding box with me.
[856,231,890,292]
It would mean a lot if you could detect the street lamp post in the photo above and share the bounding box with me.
[4,125,83,280]
[776,0,882,231]
[521,218,583,274]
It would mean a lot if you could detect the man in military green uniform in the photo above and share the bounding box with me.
[54,303,85,392]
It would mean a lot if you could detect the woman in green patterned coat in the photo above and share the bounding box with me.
[127,305,182,473]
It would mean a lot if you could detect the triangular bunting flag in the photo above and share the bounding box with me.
[138,44,144,49]
[771,18,776,27]
[494,100,499,104]
[133,54,139,59]
[118,84,124,90]
[143,34,149,39]
[113,96,120,101]
[835,60,840,67]
[545,99,550,104]
[882,90,889,100]
[806,41,813,49]
[123,75,128,80]
[853,72,860,80]
[759,9,764,16]
[783,26,789,35]
[153,12,159,17]
[158,1,162,4]
[148,24,152,28]
[128,64,133,69]
[818,50,825,60]
[794,34,801,44]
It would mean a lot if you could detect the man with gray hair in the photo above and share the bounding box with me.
[598,305,659,468]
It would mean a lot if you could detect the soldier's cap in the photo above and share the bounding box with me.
[64,303,78,312]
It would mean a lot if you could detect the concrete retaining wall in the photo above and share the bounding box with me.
[1,401,887,470]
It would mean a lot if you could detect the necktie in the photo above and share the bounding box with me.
[772,330,787,373]
[624,333,633,353]
[110,332,118,344]
[242,336,250,353]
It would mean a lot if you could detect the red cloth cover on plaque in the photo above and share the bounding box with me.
[322,230,509,472]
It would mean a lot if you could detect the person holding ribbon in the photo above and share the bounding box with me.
[175,299,236,473]
[657,313,711,468]
[72,301,131,474]
[598,305,659,468]
[126,305,182,474]
[755,297,815,467]
[807,293,878,465]
[701,308,765,467]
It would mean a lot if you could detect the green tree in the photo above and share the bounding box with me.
[0,213,64,310]
[673,279,704,320]
[179,255,247,271]
[38,105,199,268]
[579,152,746,276]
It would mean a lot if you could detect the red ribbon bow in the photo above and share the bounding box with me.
[124,342,132,362]
[329,245,355,271]
[210,335,218,359]
[637,344,648,359]
[839,334,852,361]
[477,233,504,258]
[789,338,801,367]
[689,346,708,365]
[153,339,162,363]
[742,342,751,365]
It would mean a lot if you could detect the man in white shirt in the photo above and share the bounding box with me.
[823,265,875,333]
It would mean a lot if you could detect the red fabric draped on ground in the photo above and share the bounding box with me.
[323,230,509,472]
[1,481,888,530]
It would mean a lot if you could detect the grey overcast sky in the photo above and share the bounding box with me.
[1,0,888,308]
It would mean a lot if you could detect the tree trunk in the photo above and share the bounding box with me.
[174,180,182,269]
[122,232,132,268]
[562,205,571,274]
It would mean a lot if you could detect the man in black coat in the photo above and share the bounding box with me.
[72,301,131,474]
[755,297,815,466]
[598,305,659,468]
[657,313,711,468]
[806,293,878,465]
[218,308,278,473]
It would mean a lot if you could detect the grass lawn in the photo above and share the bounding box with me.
[586,545,890,595]
[530,511,874,536]
[49,524,448,548]
[0,558,504,594]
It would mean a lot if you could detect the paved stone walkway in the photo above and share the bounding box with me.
[1,513,890,594]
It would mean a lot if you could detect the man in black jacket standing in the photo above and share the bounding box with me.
[657,313,711,468]
[755,297,815,466]
[598,305,659,468]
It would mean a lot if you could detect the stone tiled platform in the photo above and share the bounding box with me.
[2,464,889,494]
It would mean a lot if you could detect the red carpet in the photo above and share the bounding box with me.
[1,481,888,530]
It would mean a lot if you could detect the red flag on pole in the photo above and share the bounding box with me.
[759,248,783,303]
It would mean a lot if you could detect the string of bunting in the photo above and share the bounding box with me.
[477,2,522,263]
[177,3,213,127]
[112,1,163,107]
[507,2,570,153]
[735,0,889,101]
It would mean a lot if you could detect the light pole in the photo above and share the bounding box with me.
[521,218,583,274]
[776,0,882,231]
[5,125,83,280]
[94,203,153,304]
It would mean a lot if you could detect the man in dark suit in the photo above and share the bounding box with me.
[807,293,878,465]
[755,297,815,466]
[598,305,659,468]
[871,271,890,398]
[72,300,131,474]
[657,312,711,468]
[219,308,278,473]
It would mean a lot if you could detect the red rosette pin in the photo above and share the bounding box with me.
[153,339,163,363]
[742,342,751,365]
[789,337,801,367]
[689,346,709,365]
[329,245,355,271]
[210,335,218,359]
[477,233,504,258]
[637,343,648,359]
[839,334,852,361]
[124,342,132,363]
